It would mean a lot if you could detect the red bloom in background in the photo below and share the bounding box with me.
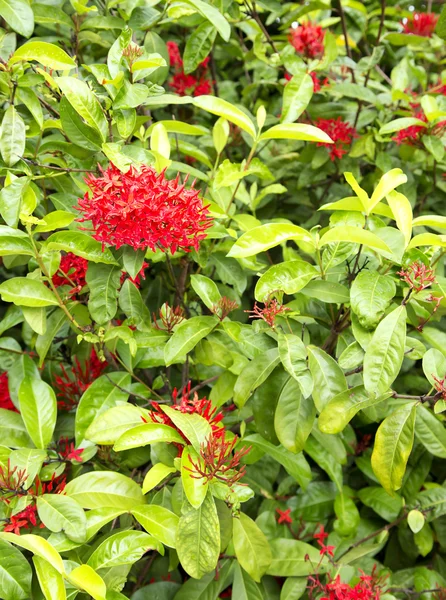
[52,253,88,297]
[77,164,212,254]
[276,508,293,524]
[314,118,357,160]
[392,109,427,146]
[0,372,18,412]
[289,22,325,58]
[55,349,106,410]
[4,505,42,535]
[310,71,329,93]
[402,12,438,37]
[167,41,212,97]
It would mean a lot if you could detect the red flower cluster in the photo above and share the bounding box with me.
[212,296,239,321]
[316,571,384,600]
[58,437,84,462]
[285,71,329,93]
[77,164,212,254]
[0,372,17,412]
[289,22,325,59]
[315,118,358,160]
[167,41,212,97]
[246,297,290,328]
[4,505,43,535]
[398,261,436,292]
[153,303,185,334]
[52,253,88,297]
[55,349,106,410]
[402,12,438,37]
[392,107,446,146]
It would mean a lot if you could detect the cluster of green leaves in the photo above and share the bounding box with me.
[0,0,446,599]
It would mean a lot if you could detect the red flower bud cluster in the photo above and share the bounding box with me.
[54,349,107,410]
[401,12,438,37]
[152,303,185,334]
[0,372,18,412]
[212,296,239,321]
[167,41,213,97]
[314,118,358,160]
[289,22,326,59]
[392,108,446,147]
[77,164,212,254]
[397,261,436,292]
[246,297,290,328]
[58,437,84,463]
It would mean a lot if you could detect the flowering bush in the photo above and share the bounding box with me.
[0,1,446,599]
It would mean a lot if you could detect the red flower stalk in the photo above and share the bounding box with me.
[0,460,27,503]
[276,508,293,524]
[289,22,325,58]
[212,296,239,321]
[315,118,357,160]
[246,297,290,328]
[0,372,18,412]
[77,164,212,254]
[402,12,438,37]
[167,41,212,97]
[432,374,446,400]
[54,349,106,410]
[152,303,185,334]
[398,261,436,292]
[185,433,250,486]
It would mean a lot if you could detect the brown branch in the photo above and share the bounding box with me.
[336,0,356,83]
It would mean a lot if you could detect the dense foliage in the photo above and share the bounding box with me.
[0,0,446,599]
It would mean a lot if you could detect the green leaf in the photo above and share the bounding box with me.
[364,306,407,395]
[407,509,425,534]
[0,106,26,167]
[228,223,312,258]
[244,434,312,489]
[0,229,34,257]
[274,376,315,453]
[350,271,396,330]
[34,211,76,233]
[307,346,347,412]
[0,538,32,600]
[66,564,106,600]
[233,512,271,582]
[86,262,121,324]
[0,409,32,449]
[192,96,256,139]
[87,531,163,570]
[260,123,333,143]
[18,377,56,449]
[10,41,76,71]
[142,463,176,494]
[183,22,216,74]
[280,577,307,600]
[387,190,413,247]
[65,470,145,509]
[319,386,392,434]
[0,533,64,574]
[59,96,102,150]
[0,0,34,37]
[379,117,427,135]
[55,76,108,141]
[255,260,318,302]
[33,556,66,600]
[0,178,30,228]
[369,168,407,212]
[36,494,87,543]
[371,402,417,494]
[281,72,314,124]
[234,348,280,408]
[161,405,211,453]
[114,423,184,451]
[0,278,58,308]
[300,280,350,304]
[181,0,230,41]
[304,435,343,491]
[43,231,118,265]
[422,347,446,387]
[334,489,360,536]
[164,316,218,366]
[75,372,130,445]
[122,246,146,279]
[36,308,66,367]
[232,562,264,600]
[266,539,328,577]
[357,487,403,521]
[86,404,149,446]
[190,274,221,311]
[414,404,446,458]
[132,504,179,548]
[319,226,391,253]
[9,449,47,489]
[181,445,208,509]
[118,279,151,331]
[177,491,220,579]
[277,333,312,396]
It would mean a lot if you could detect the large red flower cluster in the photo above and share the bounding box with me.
[0,372,17,412]
[314,118,358,160]
[55,349,106,410]
[402,12,438,37]
[77,164,211,254]
[167,41,212,97]
[392,107,446,146]
[52,252,89,297]
[289,22,325,58]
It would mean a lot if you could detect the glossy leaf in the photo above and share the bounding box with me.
[255,260,318,301]
[164,316,218,366]
[18,377,56,449]
[132,504,179,548]
[10,42,76,71]
[233,512,272,582]
[65,471,145,509]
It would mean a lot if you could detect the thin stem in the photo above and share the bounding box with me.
[337,0,356,83]
[23,158,96,173]
[114,354,165,402]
